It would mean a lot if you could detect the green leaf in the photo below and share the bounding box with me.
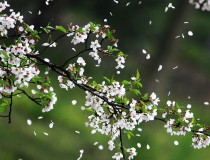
[106,29,113,39]
[103,77,110,83]
[56,25,67,33]
[131,89,141,95]
[0,103,7,112]
[46,25,54,30]
[136,69,140,80]
[122,97,129,104]
[85,107,94,112]
[92,81,100,89]
[77,27,84,33]
[134,81,142,88]
[126,131,134,140]
[143,93,148,99]
[122,80,131,85]
[107,46,119,52]
[43,28,51,34]
[118,51,124,56]
[0,50,9,60]
[191,117,195,123]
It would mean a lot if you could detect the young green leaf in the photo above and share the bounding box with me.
[56,25,67,33]
[136,69,140,80]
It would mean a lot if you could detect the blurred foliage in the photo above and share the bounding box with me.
[1,0,210,159]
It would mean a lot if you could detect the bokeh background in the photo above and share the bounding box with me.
[1,0,210,159]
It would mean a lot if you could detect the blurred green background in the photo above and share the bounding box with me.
[1,0,210,159]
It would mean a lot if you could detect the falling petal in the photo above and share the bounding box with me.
[27,119,32,126]
[188,31,193,36]
[72,100,77,105]
[142,49,147,54]
[173,66,178,69]
[158,65,163,71]
[43,132,49,136]
[146,54,150,59]
[113,0,118,4]
[204,102,209,105]
[149,20,152,25]
[187,104,192,109]
[94,142,98,145]
[137,143,141,148]
[174,141,179,145]
[182,33,185,38]
[49,121,54,128]
[168,91,171,96]
[98,145,104,150]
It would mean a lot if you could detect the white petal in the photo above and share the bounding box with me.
[204,102,209,105]
[142,49,147,54]
[174,140,179,145]
[27,119,32,126]
[146,54,150,59]
[72,100,77,105]
[43,132,49,136]
[158,65,163,71]
[188,31,193,36]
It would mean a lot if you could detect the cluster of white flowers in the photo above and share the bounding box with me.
[58,75,75,90]
[192,134,210,149]
[189,0,210,11]
[0,2,23,36]
[112,152,123,160]
[66,23,124,68]
[0,1,57,113]
[162,100,210,149]
[115,56,125,69]
[127,148,137,160]
[84,83,160,159]
[164,101,194,136]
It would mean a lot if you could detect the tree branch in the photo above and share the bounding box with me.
[119,127,126,160]
[61,48,92,67]
[8,92,13,123]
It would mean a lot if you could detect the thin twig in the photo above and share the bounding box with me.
[17,88,42,106]
[119,127,126,160]
[0,93,13,123]
[40,33,68,55]
[85,31,91,49]
[61,48,92,67]
[8,92,13,123]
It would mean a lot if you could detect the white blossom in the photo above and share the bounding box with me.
[112,152,123,160]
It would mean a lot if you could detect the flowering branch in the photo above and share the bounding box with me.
[0,1,210,159]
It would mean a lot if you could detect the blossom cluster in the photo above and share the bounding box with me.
[189,0,210,11]
[0,1,57,113]
[162,100,210,149]
[84,76,159,159]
